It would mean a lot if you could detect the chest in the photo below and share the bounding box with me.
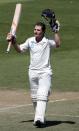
[29,41,48,53]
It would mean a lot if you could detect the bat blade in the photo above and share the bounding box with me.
[6,3,22,53]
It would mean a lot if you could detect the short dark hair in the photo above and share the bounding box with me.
[35,22,46,32]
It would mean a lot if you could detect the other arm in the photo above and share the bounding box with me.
[53,32,60,48]
[50,20,61,48]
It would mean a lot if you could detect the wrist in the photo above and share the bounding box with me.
[12,36,16,44]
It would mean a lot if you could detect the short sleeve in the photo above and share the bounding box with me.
[19,39,29,52]
[48,39,56,48]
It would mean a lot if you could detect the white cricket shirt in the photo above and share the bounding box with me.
[20,36,56,73]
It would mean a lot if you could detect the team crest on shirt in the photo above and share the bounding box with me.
[30,41,35,48]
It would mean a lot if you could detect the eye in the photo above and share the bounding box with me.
[34,28,36,31]
[34,28,41,32]
[37,29,41,31]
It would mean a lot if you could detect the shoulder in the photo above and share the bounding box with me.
[44,36,56,47]
[43,36,55,43]
[23,37,35,45]
[43,36,54,42]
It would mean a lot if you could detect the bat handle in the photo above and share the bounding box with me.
[6,41,12,53]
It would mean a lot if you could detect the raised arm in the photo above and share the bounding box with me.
[50,19,61,48]
[6,33,22,53]
[41,9,61,48]
[53,32,60,48]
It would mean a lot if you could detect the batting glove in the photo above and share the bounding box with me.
[49,20,60,33]
[6,33,16,44]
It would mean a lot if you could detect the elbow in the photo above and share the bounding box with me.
[56,41,61,48]
[56,44,60,48]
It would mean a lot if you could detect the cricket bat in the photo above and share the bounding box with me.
[6,3,22,53]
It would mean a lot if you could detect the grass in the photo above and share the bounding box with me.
[0,53,29,89]
[0,0,79,91]
[0,99,79,131]
[0,1,79,131]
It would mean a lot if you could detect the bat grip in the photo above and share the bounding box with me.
[6,41,12,53]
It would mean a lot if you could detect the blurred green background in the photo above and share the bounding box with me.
[0,0,79,91]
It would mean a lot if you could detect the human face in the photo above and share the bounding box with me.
[34,25,44,42]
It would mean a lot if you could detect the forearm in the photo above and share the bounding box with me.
[54,33,61,48]
[13,42,22,53]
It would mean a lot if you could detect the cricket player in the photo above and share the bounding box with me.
[7,19,60,127]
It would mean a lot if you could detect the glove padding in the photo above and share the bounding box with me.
[50,20,60,33]
[41,9,60,32]
[41,9,56,24]
[41,8,55,19]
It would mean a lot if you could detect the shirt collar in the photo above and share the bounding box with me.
[34,37,47,44]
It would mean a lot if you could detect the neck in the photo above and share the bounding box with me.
[36,36,44,43]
